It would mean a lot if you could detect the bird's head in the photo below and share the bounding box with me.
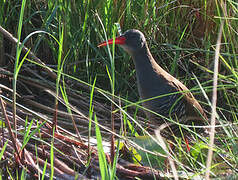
[98,29,147,55]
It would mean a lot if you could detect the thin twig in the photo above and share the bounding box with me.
[205,19,224,180]
[0,97,22,164]
[155,123,178,180]
[0,25,56,80]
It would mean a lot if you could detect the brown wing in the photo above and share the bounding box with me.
[170,78,208,123]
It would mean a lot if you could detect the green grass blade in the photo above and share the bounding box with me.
[0,140,8,161]
[41,159,48,180]
[95,114,109,179]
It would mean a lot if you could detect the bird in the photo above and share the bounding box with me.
[98,29,208,137]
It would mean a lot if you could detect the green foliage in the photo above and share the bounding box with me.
[133,136,167,169]
[190,141,210,163]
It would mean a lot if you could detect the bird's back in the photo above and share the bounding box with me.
[134,51,207,127]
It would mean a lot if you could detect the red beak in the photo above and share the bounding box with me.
[98,36,126,47]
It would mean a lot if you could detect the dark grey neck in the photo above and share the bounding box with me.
[131,45,168,99]
[132,45,155,71]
